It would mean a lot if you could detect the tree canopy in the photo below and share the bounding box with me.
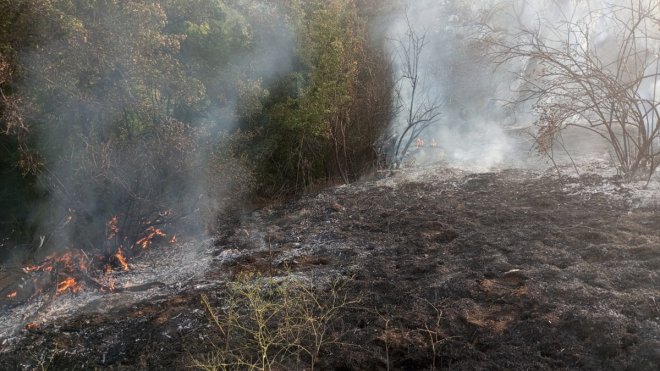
[0,0,395,248]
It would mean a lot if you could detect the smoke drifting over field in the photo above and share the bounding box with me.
[4,0,660,261]
[385,0,521,170]
[387,0,660,170]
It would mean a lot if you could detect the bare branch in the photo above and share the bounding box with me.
[486,0,660,178]
[391,10,442,168]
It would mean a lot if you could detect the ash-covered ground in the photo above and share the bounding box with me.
[1,163,659,370]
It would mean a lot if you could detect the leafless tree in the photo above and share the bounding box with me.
[392,13,442,169]
[490,0,660,179]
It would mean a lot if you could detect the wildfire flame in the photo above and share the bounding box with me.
[23,263,52,273]
[107,215,119,240]
[16,213,173,299]
[23,252,57,273]
[23,250,87,274]
[21,250,86,295]
[134,226,166,249]
[115,248,129,271]
[56,277,81,295]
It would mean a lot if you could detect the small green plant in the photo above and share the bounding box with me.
[193,274,360,371]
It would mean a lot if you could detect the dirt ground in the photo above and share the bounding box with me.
[1,166,659,370]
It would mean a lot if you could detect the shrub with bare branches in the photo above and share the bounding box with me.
[194,274,360,371]
[489,0,660,178]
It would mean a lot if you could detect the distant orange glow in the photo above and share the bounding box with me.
[6,291,17,299]
[26,322,39,330]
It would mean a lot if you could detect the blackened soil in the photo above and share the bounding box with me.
[1,168,659,370]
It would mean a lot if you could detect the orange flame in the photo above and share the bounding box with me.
[56,277,81,295]
[7,291,17,299]
[23,263,52,273]
[134,226,166,249]
[23,250,88,274]
[169,235,177,244]
[107,215,119,240]
[23,252,57,273]
[115,248,129,271]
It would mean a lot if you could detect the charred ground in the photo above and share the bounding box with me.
[1,166,659,370]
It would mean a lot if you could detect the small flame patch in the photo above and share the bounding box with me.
[115,248,129,271]
[107,215,119,240]
[56,277,81,295]
[134,226,166,249]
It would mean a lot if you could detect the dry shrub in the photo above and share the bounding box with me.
[194,274,360,371]
[490,1,660,178]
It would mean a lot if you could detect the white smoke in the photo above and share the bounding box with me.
[387,0,660,170]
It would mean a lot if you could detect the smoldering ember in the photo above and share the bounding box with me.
[1,1,659,370]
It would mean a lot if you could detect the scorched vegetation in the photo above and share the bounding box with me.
[2,1,660,371]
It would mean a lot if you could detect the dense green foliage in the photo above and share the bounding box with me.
[252,0,394,193]
[0,0,394,245]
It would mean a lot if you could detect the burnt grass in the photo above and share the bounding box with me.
[1,168,660,370]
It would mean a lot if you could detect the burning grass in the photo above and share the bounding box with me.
[8,214,173,305]
[134,226,167,250]
[114,248,129,271]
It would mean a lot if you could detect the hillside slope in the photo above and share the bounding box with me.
[1,167,659,370]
